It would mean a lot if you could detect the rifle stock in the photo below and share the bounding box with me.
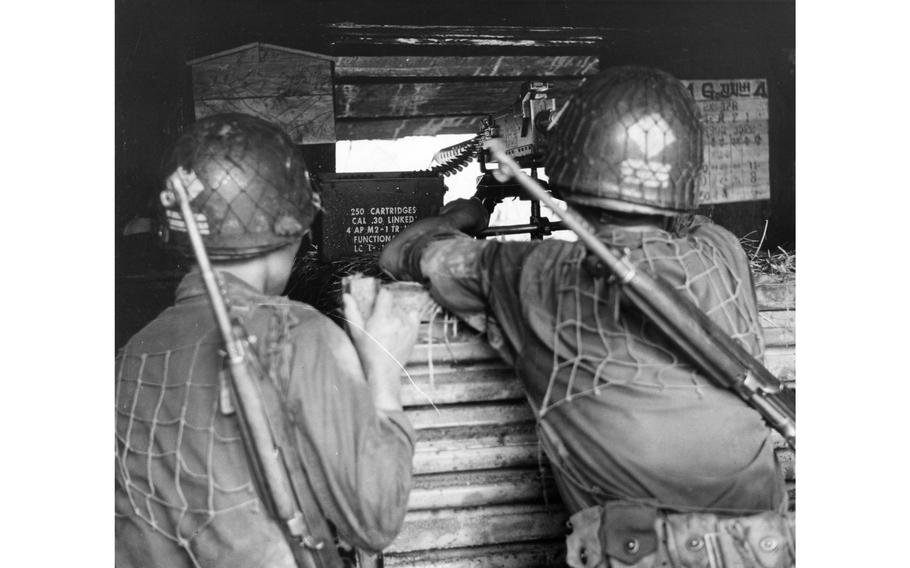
[485,141,796,450]
[625,272,796,449]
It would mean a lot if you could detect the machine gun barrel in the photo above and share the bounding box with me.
[485,140,795,450]
[477,221,568,238]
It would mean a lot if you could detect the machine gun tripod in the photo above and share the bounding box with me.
[471,165,568,240]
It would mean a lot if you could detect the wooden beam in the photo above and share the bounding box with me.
[189,43,334,99]
[764,345,795,382]
[335,55,599,79]
[186,42,334,66]
[387,504,569,553]
[192,58,332,99]
[412,425,541,475]
[335,79,583,119]
[408,469,557,511]
[755,275,795,310]
[384,539,567,568]
[401,363,522,407]
[406,401,535,431]
[406,337,500,366]
[327,24,606,49]
[759,310,795,347]
[194,95,335,144]
[335,116,482,140]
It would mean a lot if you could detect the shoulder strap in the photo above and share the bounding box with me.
[227,301,344,568]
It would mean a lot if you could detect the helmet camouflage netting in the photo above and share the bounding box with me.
[159,113,319,260]
[546,66,703,215]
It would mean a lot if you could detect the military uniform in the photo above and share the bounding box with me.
[117,113,416,567]
[380,66,793,567]
[116,272,415,568]
[382,219,784,515]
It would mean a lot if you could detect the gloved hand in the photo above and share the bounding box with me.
[436,197,490,236]
[379,198,489,281]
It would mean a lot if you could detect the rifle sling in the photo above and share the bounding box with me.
[620,267,795,448]
[231,352,345,568]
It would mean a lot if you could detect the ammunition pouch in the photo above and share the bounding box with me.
[566,502,795,568]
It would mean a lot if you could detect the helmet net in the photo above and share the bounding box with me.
[536,229,763,415]
[115,302,299,565]
[529,228,767,513]
[546,67,703,215]
[160,113,318,260]
[115,343,256,567]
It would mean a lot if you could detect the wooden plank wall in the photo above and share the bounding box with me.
[755,274,797,509]
[189,44,336,144]
[387,275,795,567]
[333,54,601,140]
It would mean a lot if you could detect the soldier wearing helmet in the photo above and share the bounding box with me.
[116,113,421,567]
[380,67,793,566]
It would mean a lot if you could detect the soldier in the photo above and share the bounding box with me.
[380,67,793,567]
[116,113,420,568]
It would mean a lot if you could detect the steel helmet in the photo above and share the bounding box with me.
[546,66,703,215]
[159,113,319,260]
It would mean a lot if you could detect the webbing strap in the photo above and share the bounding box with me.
[568,503,795,568]
[228,311,344,568]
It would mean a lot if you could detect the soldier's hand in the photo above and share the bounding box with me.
[437,197,490,236]
[343,286,430,412]
[345,287,423,368]
[378,218,436,281]
[379,198,488,281]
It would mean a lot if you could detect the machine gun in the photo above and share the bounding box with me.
[429,81,569,239]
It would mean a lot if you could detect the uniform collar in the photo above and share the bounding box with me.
[174,270,269,305]
[595,225,671,248]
